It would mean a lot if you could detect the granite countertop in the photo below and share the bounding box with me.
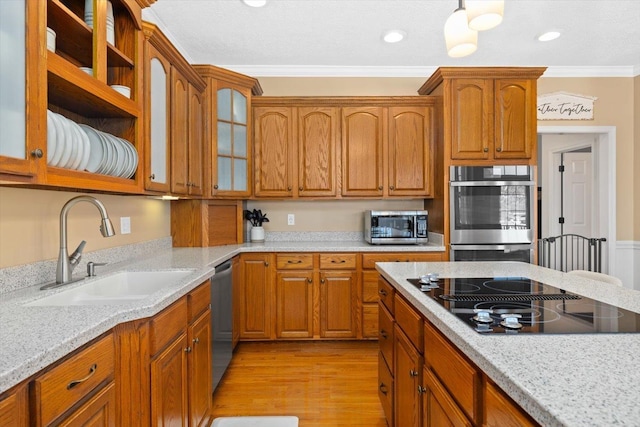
[375,261,640,427]
[0,240,445,394]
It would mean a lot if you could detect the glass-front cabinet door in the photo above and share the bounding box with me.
[214,86,251,197]
[0,0,42,180]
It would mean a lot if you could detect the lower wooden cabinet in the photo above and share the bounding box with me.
[151,333,189,426]
[0,383,28,427]
[319,270,358,338]
[484,380,538,427]
[189,311,212,427]
[394,324,423,427]
[276,270,314,338]
[422,368,471,427]
[238,253,274,340]
[57,382,116,427]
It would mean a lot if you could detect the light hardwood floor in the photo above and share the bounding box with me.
[211,341,387,427]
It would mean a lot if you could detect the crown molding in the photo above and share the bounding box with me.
[210,65,640,78]
[141,9,194,64]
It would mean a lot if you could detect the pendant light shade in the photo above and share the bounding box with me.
[466,0,504,31]
[444,4,478,58]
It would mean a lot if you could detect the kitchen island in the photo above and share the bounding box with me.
[376,261,640,427]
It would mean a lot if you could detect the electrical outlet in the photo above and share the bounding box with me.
[120,217,131,234]
[287,214,295,226]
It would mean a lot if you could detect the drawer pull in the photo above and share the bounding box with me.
[379,289,387,296]
[379,382,388,395]
[287,260,303,264]
[67,364,97,390]
[409,369,419,377]
[331,259,346,264]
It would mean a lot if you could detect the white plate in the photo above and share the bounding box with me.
[80,124,104,173]
[69,122,84,170]
[77,125,91,171]
[112,136,127,177]
[124,139,138,178]
[63,117,79,169]
[46,111,57,165]
[120,138,135,178]
[57,116,73,169]
[49,113,65,167]
[97,131,116,175]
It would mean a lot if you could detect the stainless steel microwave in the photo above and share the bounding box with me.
[364,210,428,245]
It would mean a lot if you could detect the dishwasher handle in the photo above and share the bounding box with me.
[214,260,232,276]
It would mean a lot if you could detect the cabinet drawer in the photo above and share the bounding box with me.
[33,334,114,426]
[276,253,314,269]
[362,271,379,302]
[362,252,444,269]
[378,277,394,315]
[394,295,423,352]
[424,320,480,423]
[378,302,394,368]
[188,280,211,323]
[150,297,188,356]
[319,253,357,269]
[378,353,394,426]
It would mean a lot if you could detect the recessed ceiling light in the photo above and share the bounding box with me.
[242,0,267,7]
[537,31,561,42]
[383,30,406,43]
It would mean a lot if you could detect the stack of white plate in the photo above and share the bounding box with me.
[46,110,138,179]
[84,0,115,45]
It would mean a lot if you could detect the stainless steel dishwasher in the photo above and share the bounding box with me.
[211,259,233,392]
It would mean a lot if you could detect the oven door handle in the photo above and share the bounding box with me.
[450,180,535,187]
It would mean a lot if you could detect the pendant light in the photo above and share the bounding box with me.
[444,0,478,58]
[466,0,504,31]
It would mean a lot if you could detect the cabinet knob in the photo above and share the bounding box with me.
[299,186,303,191]
[378,186,383,191]
[184,346,192,353]
[287,186,292,191]
[149,173,155,180]
[67,364,97,390]
[193,337,200,345]
[320,278,325,284]
[417,385,427,394]
[496,147,502,152]
[380,330,388,339]
[264,261,269,266]
[409,369,419,377]
[389,185,395,191]
[30,148,44,158]
[214,184,219,189]
[483,147,489,152]
[307,278,312,284]
[379,382,389,395]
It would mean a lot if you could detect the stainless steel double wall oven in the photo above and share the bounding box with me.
[449,165,535,263]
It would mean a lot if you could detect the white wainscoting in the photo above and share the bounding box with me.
[615,241,640,290]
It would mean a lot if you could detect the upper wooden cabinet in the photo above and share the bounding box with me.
[252,97,435,199]
[143,22,206,197]
[193,65,262,199]
[419,67,545,165]
[0,0,152,193]
[253,103,339,198]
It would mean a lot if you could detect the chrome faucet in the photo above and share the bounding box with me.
[56,196,116,284]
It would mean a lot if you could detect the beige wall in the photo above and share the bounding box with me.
[635,75,640,241]
[0,187,170,268]
[536,77,636,241]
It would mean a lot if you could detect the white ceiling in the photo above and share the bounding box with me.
[142,0,640,77]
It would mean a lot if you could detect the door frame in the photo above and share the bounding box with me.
[537,126,616,275]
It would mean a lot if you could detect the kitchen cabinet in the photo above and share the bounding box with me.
[194,65,262,199]
[419,67,545,165]
[253,103,339,198]
[484,380,537,427]
[32,332,115,427]
[151,332,189,426]
[394,323,423,427]
[238,253,274,340]
[319,253,358,338]
[422,367,471,427]
[0,383,28,427]
[2,0,149,193]
[276,270,314,338]
[362,252,445,339]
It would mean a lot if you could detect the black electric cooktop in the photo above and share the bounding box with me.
[408,277,640,335]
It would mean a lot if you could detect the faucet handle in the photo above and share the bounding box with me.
[87,261,107,277]
[69,240,87,268]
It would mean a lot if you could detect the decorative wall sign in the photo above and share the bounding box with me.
[537,92,597,120]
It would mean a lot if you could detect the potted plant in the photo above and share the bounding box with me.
[244,209,269,242]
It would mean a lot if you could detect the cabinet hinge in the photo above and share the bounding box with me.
[558,165,565,173]
[558,217,565,224]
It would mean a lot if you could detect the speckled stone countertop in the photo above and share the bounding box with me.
[0,240,444,394]
[376,261,640,427]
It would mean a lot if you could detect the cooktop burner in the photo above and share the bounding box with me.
[408,277,640,335]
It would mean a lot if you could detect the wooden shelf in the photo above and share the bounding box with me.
[48,53,139,118]
[45,166,141,194]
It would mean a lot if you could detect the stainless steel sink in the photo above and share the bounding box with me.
[25,270,195,306]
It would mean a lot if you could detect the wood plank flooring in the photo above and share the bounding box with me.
[211,341,387,427]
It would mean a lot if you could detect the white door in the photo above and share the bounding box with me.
[562,152,594,237]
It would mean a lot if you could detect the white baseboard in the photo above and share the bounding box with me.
[615,241,640,290]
